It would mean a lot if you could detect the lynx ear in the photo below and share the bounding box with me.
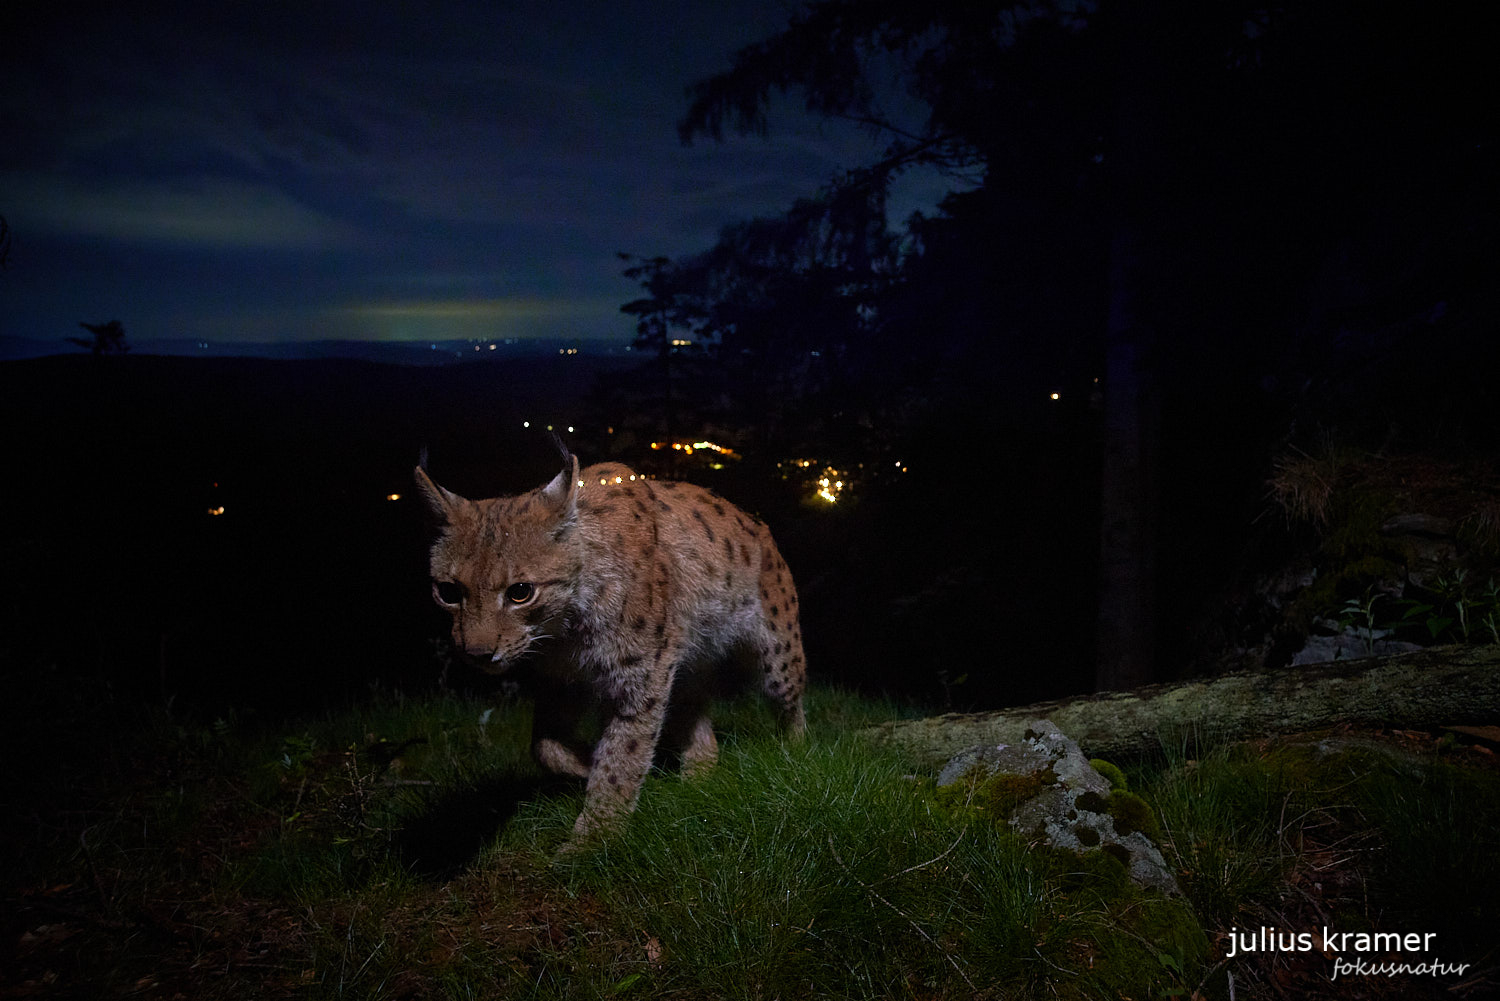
[541,452,580,514]
[413,464,467,525]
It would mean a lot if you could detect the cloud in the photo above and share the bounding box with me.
[342,297,616,320]
[3,172,362,249]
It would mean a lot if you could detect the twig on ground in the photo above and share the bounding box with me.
[827,833,977,993]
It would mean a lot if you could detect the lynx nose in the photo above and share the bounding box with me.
[454,631,498,663]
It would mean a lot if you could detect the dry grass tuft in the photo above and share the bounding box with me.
[1267,447,1339,526]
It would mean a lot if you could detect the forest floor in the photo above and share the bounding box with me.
[3,675,1498,1000]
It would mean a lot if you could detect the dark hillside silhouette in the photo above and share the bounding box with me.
[0,353,633,713]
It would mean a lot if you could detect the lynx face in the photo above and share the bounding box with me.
[419,461,583,669]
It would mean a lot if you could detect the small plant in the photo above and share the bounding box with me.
[1334,586,1389,655]
[277,732,317,774]
[1325,571,1500,651]
[1384,571,1500,647]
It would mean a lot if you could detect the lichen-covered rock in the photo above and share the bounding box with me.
[938,719,1182,895]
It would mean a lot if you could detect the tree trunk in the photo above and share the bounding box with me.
[865,645,1500,767]
[1094,5,1168,693]
[1095,261,1158,692]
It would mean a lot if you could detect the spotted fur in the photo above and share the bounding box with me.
[415,447,806,840]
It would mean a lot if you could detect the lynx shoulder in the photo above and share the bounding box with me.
[415,447,806,839]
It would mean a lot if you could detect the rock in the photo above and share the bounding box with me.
[1380,513,1454,537]
[937,719,1181,895]
[1380,512,1459,589]
[1289,627,1424,666]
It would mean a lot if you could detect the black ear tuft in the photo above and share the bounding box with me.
[548,430,572,468]
[418,444,430,472]
[414,463,464,524]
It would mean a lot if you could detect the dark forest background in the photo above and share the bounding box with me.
[3,0,1496,717]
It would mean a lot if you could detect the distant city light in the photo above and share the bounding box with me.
[567,426,574,433]
[1050,392,1061,400]
[523,421,530,427]
[815,466,848,504]
[207,506,225,516]
[386,493,401,501]
[647,439,736,457]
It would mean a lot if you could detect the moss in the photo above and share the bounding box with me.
[1105,790,1163,842]
[1075,790,1108,814]
[975,771,1048,815]
[923,758,1216,998]
[1089,758,1128,791]
[1040,843,1130,895]
[1033,848,1209,1001]
[927,764,1050,821]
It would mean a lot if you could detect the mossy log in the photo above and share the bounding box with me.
[866,645,1500,767]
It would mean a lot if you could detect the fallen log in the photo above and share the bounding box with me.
[865,644,1500,767]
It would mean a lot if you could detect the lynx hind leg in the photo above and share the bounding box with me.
[658,671,719,776]
[531,691,593,779]
[770,652,807,739]
[757,540,808,739]
[680,714,720,776]
[535,737,591,779]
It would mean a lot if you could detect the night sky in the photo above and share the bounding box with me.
[2,1,937,347]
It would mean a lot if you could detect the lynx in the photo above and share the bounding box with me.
[415,444,807,840]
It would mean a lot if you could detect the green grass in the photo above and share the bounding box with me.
[1138,743,1293,930]
[514,735,1044,998]
[7,678,1499,1000]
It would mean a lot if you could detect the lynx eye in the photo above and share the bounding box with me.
[433,580,464,607]
[505,582,536,605]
